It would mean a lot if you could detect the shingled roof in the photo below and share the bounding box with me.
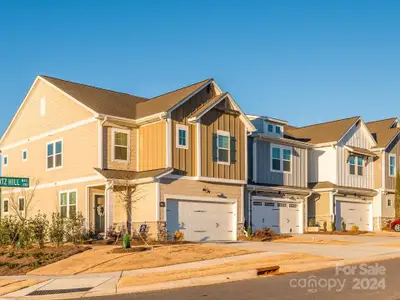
[41,75,211,119]
[366,118,400,149]
[285,116,360,145]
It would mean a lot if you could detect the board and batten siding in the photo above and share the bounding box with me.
[336,122,375,189]
[139,121,166,171]
[385,134,400,190]
[254,140,307,187]
[200,108,246,180]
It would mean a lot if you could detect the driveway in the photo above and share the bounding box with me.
[222,234,400,261]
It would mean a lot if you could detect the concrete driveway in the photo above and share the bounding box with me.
[221,234,400,261]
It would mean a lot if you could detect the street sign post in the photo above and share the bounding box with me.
[0,177,29,188]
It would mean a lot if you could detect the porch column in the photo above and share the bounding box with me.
[105,181,114,236]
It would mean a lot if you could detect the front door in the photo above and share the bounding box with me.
[94,195,105,234]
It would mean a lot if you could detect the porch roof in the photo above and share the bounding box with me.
[94,167,173,182]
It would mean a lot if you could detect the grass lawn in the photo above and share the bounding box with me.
[29,244,260,276]
[0,245,90,275]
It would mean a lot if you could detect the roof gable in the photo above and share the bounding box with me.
[366,118,400,149]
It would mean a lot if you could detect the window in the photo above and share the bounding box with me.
[271,144,292,173]
[388,198,392,207]
[389,154,396,177]
[18,197,24,211]
[176,125,188,149]
[217,131,230,164]
[357,156,363,176]
[47,140,62,169]
[3,199,8,213]
[268,124,274,132]
[3,155,8,167]
[349,155,356,175]
[22,149,28,161]
[112,129,129,161]
[40,97,46,116]
[60,190,77,218]
[275,126,282,135]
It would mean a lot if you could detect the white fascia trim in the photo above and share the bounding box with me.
[254,134,313,149]
[187,93,228,123]
[166,117,172,167]
[196,121,201,177]
[98,112,167,127]
[252,195,304,203]
[247,184,311,195]
[0,117,97,151]
[313,142,337,148]
[226,94,257,132]
[1,175,104,194]
[335,196,373,204]
[163,194,237,204]
[105,168,173,186]
[155,181,160,221]
[165,174,246,185]
[382,150,386,188]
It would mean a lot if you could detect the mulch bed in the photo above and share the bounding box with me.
[239,234,292,242]
[0,245,91,275]
[304,231,368,235]
[108,246,153,254]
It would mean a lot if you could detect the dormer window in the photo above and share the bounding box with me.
[275,126,282,135]
[268,124,273,133]
[265,122,283,137]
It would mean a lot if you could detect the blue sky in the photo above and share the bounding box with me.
[1,0,400,135]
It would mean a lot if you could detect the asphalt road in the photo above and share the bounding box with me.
[81,258,400,300]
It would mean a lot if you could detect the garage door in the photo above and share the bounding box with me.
[252,200,300,234]
[336,200,371,231]
[166,199,235,241]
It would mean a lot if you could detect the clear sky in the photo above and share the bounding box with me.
[1,0,400,135]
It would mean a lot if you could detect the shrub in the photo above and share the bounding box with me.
[18,220,34,249]
[308,218,318,227]
[30,212,49,248]
[323,221,327,232]
[1,216,20,247]
[246,226,252,237]
[350,225,359,232]
[49,213,65,247]
[253,227,277,240]
[173,231,184,242]
[122,234,131,249]
[65,212,85,245]
[331,221,336,232]
[341,220,347,232]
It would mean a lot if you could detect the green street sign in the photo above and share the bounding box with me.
[0,177,29,188]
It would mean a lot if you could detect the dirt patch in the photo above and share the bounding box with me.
[362,232,400,238]
[118,253,339,287]
[30,244,259,276]
[376,243,400,247]
[0,279,47,296]
[272,237,358,245]
[304,231,367,236]
[0,245,90,276]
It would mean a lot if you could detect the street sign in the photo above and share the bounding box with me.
[0,177,29,188]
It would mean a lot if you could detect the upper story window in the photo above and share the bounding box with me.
[389,154,396,177]
[3,155,8,167]
[112,128,130,162]
[388,198,392,207]
[212,131,236,165]
[47,140,63,170]
[267,124,274,133]
[22,149,28,162]
[217,131,230,164]
[271,144,292,173]
[349,155,363,176]
[265,122,283,137]
[176,125,188,149]
[60,190,77,218]
[275,126,282,135]
[3,199,8,214]
[19,197,25,212]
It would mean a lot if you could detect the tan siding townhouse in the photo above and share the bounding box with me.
[0,76,255,241]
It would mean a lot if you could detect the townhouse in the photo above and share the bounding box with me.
[367,118,400,229]
[0,75,256,241]
[246,115,313,234]
[286,117,378,231]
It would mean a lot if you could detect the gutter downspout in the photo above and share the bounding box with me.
[245,186,256,237]
[304,191,313,233]
[97,116,108,170]
[331,189,339,228]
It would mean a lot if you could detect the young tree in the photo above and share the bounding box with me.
[7,178,39,221]
[395,170,400,220]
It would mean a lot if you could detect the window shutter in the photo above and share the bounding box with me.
[212,133,218,162]
[230,136,236,164]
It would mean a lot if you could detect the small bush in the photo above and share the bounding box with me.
[30,212,49,248]
[253,227,277,240]
[49,213,65,247]
[246,226,252,237]
[323,221,327,232]
[123,234,131,249]
[350,225,359,232]
[65,212,85,245]
[341,220,347,232]
[331,221,336,232]
[308,218,318,227]
[173,231,184,242]
[1,216,20,247]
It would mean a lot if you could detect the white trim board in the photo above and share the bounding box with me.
[163,194,237,204]
[165,174,246,185]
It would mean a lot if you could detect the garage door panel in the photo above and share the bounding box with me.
[336,200,370,231]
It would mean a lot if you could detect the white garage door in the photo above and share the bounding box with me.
[166,199,235,241]
[336,200,371,231]
[252,200,301,234]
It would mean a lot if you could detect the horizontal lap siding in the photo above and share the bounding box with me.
[255,140,307,187]
[201,109,245,180]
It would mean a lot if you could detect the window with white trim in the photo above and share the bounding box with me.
[60,190,77,218]
[22,149,28,162]
[3,155,8,167]
[176,125,188,149]
[217,131,230,164]
[349,155,355,175]
[271,144,292,173]
[388,198,392,207]
[3,199,8,213]
[112,129,129,161]
[357,156,363,176]
[18,197,25,212]
[349,155,363,176]
[267,124,273,133]
[47,140,62,169]
[389,154,396,177]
